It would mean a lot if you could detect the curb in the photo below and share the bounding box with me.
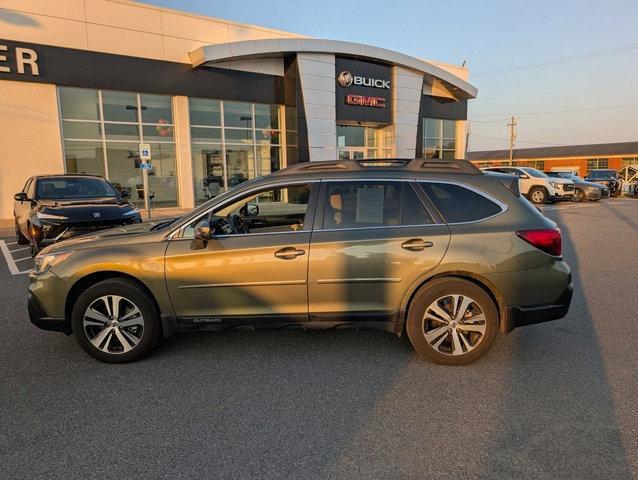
[0,229,13,238]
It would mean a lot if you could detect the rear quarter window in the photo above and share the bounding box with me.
[419,182,503,223]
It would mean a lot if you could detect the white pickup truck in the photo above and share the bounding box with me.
[482,166,575,204]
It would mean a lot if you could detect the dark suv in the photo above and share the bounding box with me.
[14,175,141,256]
[28,159,573,365]
[584,169,621,197]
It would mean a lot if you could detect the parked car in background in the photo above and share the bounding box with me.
[545,172,609,202]
[14,174,142,256]
[28,159,572,365]
[482,166,575,204]
[584,169,622,197]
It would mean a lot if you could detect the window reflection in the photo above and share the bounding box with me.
[189,98,283,205]
[59,87,178,207]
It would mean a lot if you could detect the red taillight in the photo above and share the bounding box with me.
[516,228,562,256]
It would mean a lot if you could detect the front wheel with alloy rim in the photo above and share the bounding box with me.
[529,187,548,204]
[71,278,160,363]
[571,189,585,202]
[406,278,498,365]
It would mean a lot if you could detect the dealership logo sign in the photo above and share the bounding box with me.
[337,70,390,89]
[345,94,386,108]
[0,44,39,76]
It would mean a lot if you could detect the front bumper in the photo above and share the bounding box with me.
[503,281,573,333]
[584,189,602,200]
[28,292,69,334]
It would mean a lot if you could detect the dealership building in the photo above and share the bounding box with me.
[0,0,476,220]
[468,141,638,174]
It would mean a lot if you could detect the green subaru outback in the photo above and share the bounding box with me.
[28,159,572,365]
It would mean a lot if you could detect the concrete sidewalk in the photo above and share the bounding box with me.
[0,207,189,237]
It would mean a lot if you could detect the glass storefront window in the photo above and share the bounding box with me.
[189,98,284,204]
[226,145,255,188]
[423,118,457,159]
[224,102,253,128]
[102,91,138,123]
[255,104,279,129]
[190,98,221,126]
[104,123,140,142]
[59,87,178,208]
[224,128,253,144]
[62,121,101,140]
[105,142,143,200]
[140,94,173,124]
[190,127,222,143]
[59,88,100,120]
[63,141,105,176]
[192,146,224,204]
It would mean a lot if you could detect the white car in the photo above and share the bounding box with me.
[482,166,575,204]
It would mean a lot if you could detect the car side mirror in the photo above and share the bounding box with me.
[191,219,212,250]
[14,192,29,202]
[120,188,132,199]
[239,203,259,217]
[519,174,529,179]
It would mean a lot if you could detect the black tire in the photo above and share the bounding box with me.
[71,278,161,363]
[571,189,585,202]
[528,187,548,205]
[406,278,499,366]
[15,222,28,245]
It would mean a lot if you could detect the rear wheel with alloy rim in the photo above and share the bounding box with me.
[72,278,160,363]
[406,278,498,365]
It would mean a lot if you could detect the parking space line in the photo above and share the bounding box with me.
[14,256,32,262]
[10,246,29,252]
[5,241,17,246]
[0,240,21,275]
[0,240,32,275]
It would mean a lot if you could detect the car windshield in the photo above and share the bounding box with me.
[520,167,547,178]
[36,177,119,200]
[558,173,580,180]
[587,170,614,179]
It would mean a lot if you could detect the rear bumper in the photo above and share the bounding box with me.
[28,292,69,333]
[503,281,573,333]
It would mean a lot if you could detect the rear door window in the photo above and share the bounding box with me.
[419,182,503,223]
[321,181,434,230]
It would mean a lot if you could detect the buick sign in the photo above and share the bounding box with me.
[337,70,390,90]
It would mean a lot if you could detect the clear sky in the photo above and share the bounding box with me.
[148,0,638,152]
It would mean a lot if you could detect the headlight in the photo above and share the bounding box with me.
[37,212,67,221]
[122,208,141,217]
[549,181,560,188]
[33,251,72,274]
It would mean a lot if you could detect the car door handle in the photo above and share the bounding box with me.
[401,238,433,251]
[274,247,306,260]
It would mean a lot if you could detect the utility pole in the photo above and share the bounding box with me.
[464,121,470,159]
[508,116,517,166]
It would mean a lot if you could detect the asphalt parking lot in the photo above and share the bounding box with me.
[1,199,636,479]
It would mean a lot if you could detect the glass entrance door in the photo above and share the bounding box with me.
[338,149,366,160]
[336,124,392,160]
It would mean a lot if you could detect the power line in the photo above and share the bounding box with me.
[472,42,638,77]
[470,104,638,118]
